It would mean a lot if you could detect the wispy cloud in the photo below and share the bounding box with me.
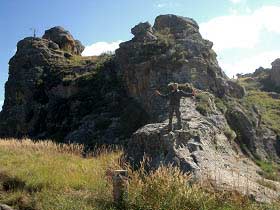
[200,6,280,52]
[154,1,180,8]
[82,40,123,56]
[219,51,280,77]
[229,0,242,4]
[200,6,280,76]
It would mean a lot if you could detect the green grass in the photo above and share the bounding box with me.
[195,92,215,116]
[255,160,280,181]
[0,139,119,210]
[237,77,261,91]
[0,139,279,210]
[241,90,280,134]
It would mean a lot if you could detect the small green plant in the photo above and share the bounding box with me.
[242,90,280,134]
[223,125,237,142]
[195,92,215,116]
[255,160,280,181]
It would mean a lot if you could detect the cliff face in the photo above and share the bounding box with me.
[0,27,148,145]
[116,14,244,120]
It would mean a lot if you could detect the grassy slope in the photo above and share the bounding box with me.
[0,139,279,210]
[236,77,280,180]
[237,77,280,134]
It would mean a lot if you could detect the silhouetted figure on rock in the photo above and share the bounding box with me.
[155,83,195,131]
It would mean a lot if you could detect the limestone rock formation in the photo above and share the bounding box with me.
[0,15,280,202]
[116,14,245,120]
[42,26,85,55]
[226,104,280,161]
[127,97,280,202]
[0,30,147,145]
[270,58,280,87]
[0,204,14,210]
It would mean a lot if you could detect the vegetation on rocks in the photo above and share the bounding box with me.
[255,160,280,181]
[195,92,215,116]
[241,90,280,134]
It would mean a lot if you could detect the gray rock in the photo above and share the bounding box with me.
[0,204,14,210]
[270,58,280,87]
[226,104,279,161]
[116,14,245,121]
[131,22,157,42]
[43,26,84,55]
[126,98,280,202]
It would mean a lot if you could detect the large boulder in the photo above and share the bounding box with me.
[131,22,157,42]
[270,58,280,87]
[127,97,280,202]
[42,26,84,55]
[116,14,244,120]
[226,104,280,161]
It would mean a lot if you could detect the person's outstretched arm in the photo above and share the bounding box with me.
[180,89,195,97]
[155,90,170,98]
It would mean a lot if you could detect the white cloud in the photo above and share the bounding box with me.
[82,40,123,56]
[154,1,180,8]
[200,6,280,52]
[0,100,3,111]
[229,0,242,4]
[219,51,280,77]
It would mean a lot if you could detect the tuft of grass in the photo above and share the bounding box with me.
[223,125,237,142]
[195,92,215,116]
[255,160,280,181]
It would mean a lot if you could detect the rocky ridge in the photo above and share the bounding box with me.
[116,14,245,120]
[0,15,279,202]
[127,96,280,202]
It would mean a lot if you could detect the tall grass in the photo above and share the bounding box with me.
[0,138,279,210]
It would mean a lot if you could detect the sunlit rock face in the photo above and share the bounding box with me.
[42,26,85,55]
[116,14,244,120]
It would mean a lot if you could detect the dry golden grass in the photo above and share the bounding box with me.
[0,138,279,210]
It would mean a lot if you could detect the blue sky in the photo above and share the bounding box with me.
[1,0,280,110]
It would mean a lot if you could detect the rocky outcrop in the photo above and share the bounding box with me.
[127,97,280,202]
[42,26,84,55]
[116,14,245,120]
[0,204,14,210]
[1,14,280,202]
[225,105,280,161]
[270,58,280,87]
[0,30,147,145]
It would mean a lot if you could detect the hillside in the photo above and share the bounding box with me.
[0,14,280,206]
[0,139,279,210]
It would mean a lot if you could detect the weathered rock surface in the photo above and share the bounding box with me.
[0,204,14,210]
[0,15,280,202]
[116,14,245,120]
[42,26,84,55]
[270,58,280,87]
[0,31,147,145]
[127,97,280,202]
[226,104,280,161]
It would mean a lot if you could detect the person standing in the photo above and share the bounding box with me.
[155,83,195,131]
